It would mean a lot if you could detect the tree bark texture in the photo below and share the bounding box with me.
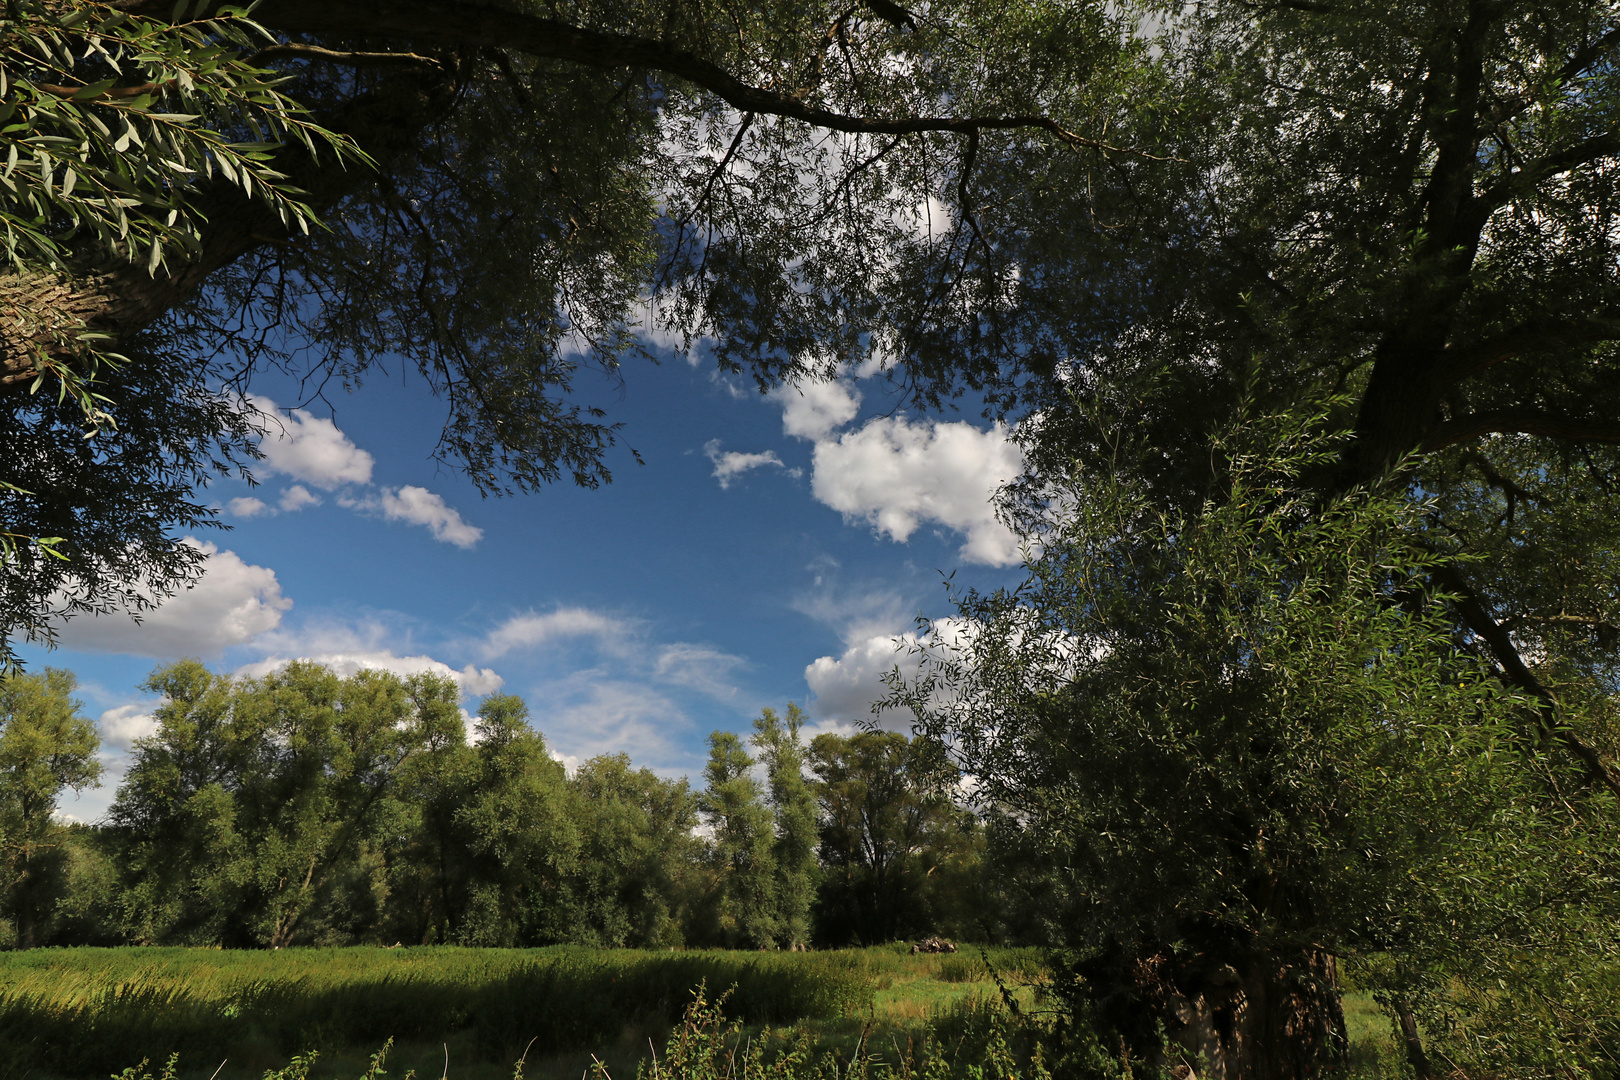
[1133,949,1346,1080]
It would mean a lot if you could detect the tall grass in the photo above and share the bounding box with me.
[0,947,872,1078]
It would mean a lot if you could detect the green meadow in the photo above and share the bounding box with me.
[0,946,1405,1080]
[0,946,1055,1080]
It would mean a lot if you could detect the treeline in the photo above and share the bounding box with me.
[0,661,1005,950]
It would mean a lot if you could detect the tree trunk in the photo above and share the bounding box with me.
[14,852,34,951]
[1134,948,1346,1080]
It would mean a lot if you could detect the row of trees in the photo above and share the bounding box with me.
[10,0,1620,1074]
[0,663,991,950]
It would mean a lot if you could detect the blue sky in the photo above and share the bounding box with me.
[26,349,1029,820]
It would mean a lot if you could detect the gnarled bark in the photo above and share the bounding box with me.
[1131,949,1346,1080]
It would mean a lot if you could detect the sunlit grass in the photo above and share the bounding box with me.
[0,945,1406,1080]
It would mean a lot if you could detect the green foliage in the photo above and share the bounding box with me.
[699,731,778,949]
[20,658,992,953]
[556,753,700,948]
[0,0,357,278]
[108,660,452,947]
[375,672,476,946]
[0,0,360,423]
[808,731,981,946]
[455,696,579,946]
[0,666,99,947]
[894,399,1620,1074]
[753,705,819,950]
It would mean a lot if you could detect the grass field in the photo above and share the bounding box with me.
[0,946,1395,1080]
[0,946,1047,1080]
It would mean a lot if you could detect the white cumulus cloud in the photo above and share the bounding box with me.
[98,704,158,748]
[481,608,635,660]
[235,398,483,548]
[804,617,974,727]
[703,440,797,489]
[248,395,375,489]
[810,417,1024,566]
[345,485,483,548]
[804,633,916,726]
[278,485,322,512]
[774,378,862,441]
[55,540,291,657]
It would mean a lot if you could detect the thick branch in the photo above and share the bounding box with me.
[1476,130,1620,215]
[1421,409,1620,451]
[1503,612,1620,639]
[119,0,1141,154]
[1431,563,1620,801]
[1437,316,1620,383]
[248,43,445,68]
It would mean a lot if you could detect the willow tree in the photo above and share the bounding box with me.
[895,405,1620,1080]
[978,4,1620,1065]
[1013,0,1620,797]
[0,0,1142,665]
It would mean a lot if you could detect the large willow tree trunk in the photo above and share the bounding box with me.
[1095,948,1346,1080]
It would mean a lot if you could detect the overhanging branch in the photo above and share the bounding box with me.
[118,0,1155,156]
[1431,563,1620,801]
[1438,315,1620,383]
[1476,130,1620,214]
[248,43,446,69]
[1421,409,1620,451]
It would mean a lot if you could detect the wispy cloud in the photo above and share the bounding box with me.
[703,440,800,489]
[480,608,636,660]
[241,619,504,697]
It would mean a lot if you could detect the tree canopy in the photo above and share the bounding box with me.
[895,403,1620,1078]
[8,1,1620,1065]
[13,0,1618,706]
[0,0,1141,663]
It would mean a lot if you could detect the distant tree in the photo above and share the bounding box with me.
[752,705,818,949]
[111,660,427,946]
[698,731,776,948]
[40,822,123,946]
[808,730,973,945]
[0,668,101,947]
[455,694,578,945]
[559,753,700,947]
[381,674,477,944]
